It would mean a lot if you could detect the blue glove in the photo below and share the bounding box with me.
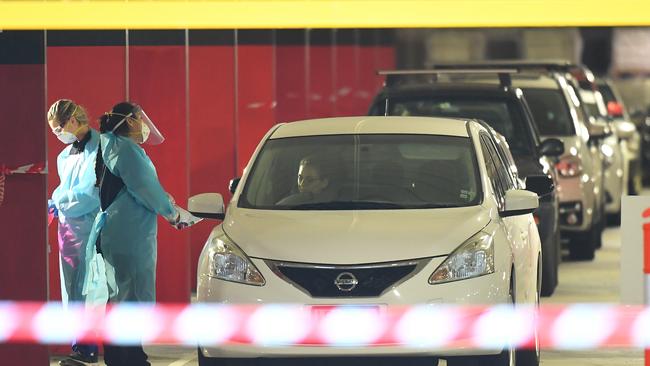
[48,199,59,219]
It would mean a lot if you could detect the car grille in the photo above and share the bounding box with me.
[268,260,421,298]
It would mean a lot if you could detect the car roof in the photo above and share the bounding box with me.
[270,116,471,139]
[376,83,523,101]
[510,74,561,89]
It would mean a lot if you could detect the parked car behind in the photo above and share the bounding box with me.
[368,69,563,296]
[189,116,549,366]
[596,77,643,197]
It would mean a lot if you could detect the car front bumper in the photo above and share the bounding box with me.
[197,256,511,359]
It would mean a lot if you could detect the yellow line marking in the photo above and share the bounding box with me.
[0,1,649,30]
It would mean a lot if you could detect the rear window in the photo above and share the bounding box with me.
[372,97,535,156]
[522,88,576,136]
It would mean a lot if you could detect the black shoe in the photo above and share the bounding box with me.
[58,350,99,366]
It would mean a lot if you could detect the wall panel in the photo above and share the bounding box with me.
[0,30,49,365]
[236,30,276,173]
[333,29,360,116]
[276,30,307,123]
[188,30,236,290]
[46,30,126,303]
[129,30,190,302]
[307,30,334,119]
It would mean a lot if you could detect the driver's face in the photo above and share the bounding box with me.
[297,164,328,194]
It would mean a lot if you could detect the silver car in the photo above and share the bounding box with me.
[512,72,607,261]
[597,78,643,199]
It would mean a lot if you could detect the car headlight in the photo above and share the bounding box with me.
[207,233,265,286]
[555,157,582,177]
[429,231,494,284]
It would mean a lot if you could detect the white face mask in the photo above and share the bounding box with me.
[140,123,150,144]
[55,131,77,144]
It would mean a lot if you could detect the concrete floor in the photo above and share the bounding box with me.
[50,211,646,366]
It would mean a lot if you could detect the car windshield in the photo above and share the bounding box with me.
[598,83,616,104]
[373,97,534,156]
[522,88,576,136]
[239,134,482,210]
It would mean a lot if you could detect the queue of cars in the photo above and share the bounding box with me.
[186,60,635,366]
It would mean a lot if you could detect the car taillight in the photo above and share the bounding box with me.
[555,158,582,177]
[533,214,540,225]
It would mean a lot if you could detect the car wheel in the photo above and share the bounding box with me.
[447,273,517,366]
[516,259,540,366]
[540,233,557,297]
[198,348,258,366]
[629,161,643,195]
[568,228,596,261]
[593,204,606,249]
[607,211,621,226]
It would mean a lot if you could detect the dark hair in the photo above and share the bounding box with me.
[299,155,339,182]
[98,102,137,134]
[95,101,138,187]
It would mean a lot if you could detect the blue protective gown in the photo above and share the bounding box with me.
[50,129,101,304]
[84,132,176,303]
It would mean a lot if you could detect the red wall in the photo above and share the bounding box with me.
[46,43,127,302]
[188,31,236,290]
[129,37,191,302]
[236,31,276,173]
[0,31,49,365]
[276,30,307,123]
[9,29,395,308]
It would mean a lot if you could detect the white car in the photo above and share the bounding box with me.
[190,116,546,366]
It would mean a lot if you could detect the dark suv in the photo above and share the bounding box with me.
[368,69,564,297]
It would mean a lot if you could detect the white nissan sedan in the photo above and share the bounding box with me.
[189,116,547,366]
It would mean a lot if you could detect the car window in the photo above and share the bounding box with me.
[479,134,507,209]
[376,97,535,156]
[522,88,576,136]
[598,83,616,104]
[239,134,482,210]
[493,137,520,189]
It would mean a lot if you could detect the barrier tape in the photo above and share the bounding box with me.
[2,302,650,350]
[0,162,47,207]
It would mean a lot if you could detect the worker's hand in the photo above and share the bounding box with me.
[166,192,176,206]
[171,205,203,230]
[47,199,58,226]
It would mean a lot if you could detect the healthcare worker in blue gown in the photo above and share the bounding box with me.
[85,101,193,366]
[47,99,101,366]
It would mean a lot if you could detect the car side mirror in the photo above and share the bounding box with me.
[500,189,539,217]
[524,175,554,197]
[188,193,225,220]
[538,138,564,157]
[229,177,241,194]
[614,120,636,140]
[607,101,624,118]
[587,119,610,139]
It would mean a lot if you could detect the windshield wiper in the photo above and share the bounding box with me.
[283,200,407,210]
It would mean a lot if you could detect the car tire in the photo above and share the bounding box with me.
[629,161,643,196]
[540,236,557,297]
[607,211,621,227]
[593,204,606,249]
[198,349,258,366]
[447,271,521,366]
[568,229,596,261]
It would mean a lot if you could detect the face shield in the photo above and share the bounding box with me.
[135,107,165,145]
[109,105,165,145]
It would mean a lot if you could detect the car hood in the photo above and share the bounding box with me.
[222,205,491,264]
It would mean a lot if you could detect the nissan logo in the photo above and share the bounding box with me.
[334,272,358,292]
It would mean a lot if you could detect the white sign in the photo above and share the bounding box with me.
[620,196,650,304]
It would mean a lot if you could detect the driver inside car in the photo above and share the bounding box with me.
[277,155,338,206]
